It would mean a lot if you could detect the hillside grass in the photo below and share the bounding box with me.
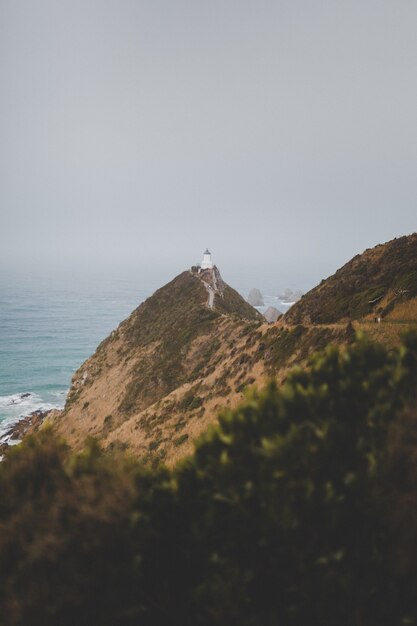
[286,233,417,324]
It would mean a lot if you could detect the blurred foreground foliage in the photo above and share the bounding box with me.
[1,333,417,625]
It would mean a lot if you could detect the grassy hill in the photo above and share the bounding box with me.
[54,270,264,463]
[3,238,417,623]
[285,233,417,324]
[46,236,417,466]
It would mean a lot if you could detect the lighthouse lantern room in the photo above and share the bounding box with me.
[201,249,214,270]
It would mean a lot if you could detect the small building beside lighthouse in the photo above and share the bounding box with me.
[201,249,214,270]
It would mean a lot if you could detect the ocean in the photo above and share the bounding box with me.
[0,270,154,442]
[0,270,292,443]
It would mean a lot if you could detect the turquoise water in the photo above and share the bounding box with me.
[0,271,153,441]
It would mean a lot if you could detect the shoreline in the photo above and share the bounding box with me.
[0,408,59,458]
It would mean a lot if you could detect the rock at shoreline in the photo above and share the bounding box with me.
[0,408,58,458]
[264,306,282,323]
[247,288,264,307]
[277,288,303,302]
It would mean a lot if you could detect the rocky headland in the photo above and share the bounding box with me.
[7,234,417,466]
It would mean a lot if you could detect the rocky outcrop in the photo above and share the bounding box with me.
[247,288,264,306]
[0,409,57,458]
[277,288,303,302]
[264,306,282,323]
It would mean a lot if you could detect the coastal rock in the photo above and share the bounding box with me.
[247,288,264,306]
[0,408,56,458]
[263,306,281,323]
[277,288,303,302]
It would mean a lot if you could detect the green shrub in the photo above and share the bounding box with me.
[1,333,417,625]
[178,388,203,411]
[173,434,189,447]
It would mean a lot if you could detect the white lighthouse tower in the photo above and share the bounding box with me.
[201,248,214,270]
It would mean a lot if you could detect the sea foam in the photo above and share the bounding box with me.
[0,392,62,444]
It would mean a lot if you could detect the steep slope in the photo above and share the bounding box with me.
[54,269,264,462]
[285,233,417,324]
[49,236,417,466]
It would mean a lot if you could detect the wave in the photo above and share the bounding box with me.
[0,392,38,409]
[0,391,64,444]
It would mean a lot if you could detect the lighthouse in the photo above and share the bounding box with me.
[201,249,214,270]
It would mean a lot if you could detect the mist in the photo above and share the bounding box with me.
[1,0,416,293]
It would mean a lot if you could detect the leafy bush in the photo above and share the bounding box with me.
[1,333,417,625]
[178,387,203,411]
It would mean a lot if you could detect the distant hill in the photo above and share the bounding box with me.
[285,233,417,324]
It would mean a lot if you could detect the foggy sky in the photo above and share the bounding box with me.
[1,0,416,291]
